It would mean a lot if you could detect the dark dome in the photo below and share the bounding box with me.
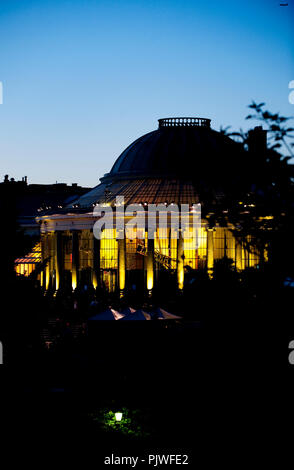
[104,117,243,181]
[66,117,246,210]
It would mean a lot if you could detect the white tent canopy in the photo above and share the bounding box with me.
[88,308,124,321]
[153,308,182,320]
[88,307,181,321]
[120,308,151,321]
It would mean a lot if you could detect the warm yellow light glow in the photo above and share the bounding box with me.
[260,216,274,220]
[183,228,196,270]
[45,265,50,290]
[235,241,243,271]
[119,265,125,291]
[155,228,177,269]
[92,275,98,289]
[100,229,118,269]
[147,239,154,291]
[264,245,269,262]
[14,242,42,278]
[197,226,207,252]
[207,229,214,276]
[72,272,77,290]
[55,272,60,291]
[118,238,125,292]
[177,234,184,290]
[178,268,184,290]
[147,270,153,291]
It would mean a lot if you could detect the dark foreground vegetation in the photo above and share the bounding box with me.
[1,269,294,466]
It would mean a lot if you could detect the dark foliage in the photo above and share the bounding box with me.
[212,102,294,277]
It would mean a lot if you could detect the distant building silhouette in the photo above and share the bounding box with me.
[0,176,89,276]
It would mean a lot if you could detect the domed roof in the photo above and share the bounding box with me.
[65,117,245,210]
[104,117,243,181]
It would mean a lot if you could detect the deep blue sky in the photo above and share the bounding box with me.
[0,0,293,186]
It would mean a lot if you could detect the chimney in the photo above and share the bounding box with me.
[248,126,267,156]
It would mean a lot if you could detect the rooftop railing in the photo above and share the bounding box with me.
[158,117,211,128]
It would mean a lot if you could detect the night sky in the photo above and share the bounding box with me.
[0,0,293,186]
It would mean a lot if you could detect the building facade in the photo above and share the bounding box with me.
[37,117,263,295]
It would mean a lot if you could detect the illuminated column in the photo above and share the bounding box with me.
[72,230,79,290]
[235,239,243,271]
[54,231,62,291]
[45,263,50,290]
[118,237,126,297]
[207,228,214,278]
[92,232,100,289]
[177,231,184,290]
[40,235,45,288]
[45,233,50,290]
[146,237,154,295]
[49,233,55,289]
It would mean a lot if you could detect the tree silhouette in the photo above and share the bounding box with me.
[246,101,294,156]
[214,102,294,278]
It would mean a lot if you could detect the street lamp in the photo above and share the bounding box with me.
[115,412,123,422]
